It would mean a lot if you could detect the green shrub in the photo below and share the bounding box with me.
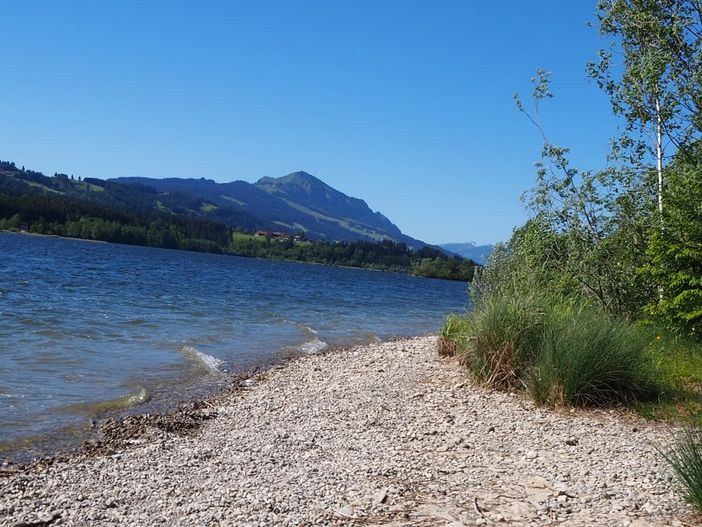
[441,293,662,407]
[661,426,702,513]
[456,291,545,390]
[528,305,659,406]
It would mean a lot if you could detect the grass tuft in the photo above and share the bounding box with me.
[438,313,468,357]
[527,305,659,406]
[440,294,661,407]
[660,427,702,513]
[451,291,544,390]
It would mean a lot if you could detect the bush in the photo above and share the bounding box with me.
[441,294,661,406]
[527,305,660,406]
[661,427,702,513]
[454,291,544,390]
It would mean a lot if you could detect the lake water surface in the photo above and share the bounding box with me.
[0,232,469,459]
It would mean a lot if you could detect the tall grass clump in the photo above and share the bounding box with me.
[528,305,660,406]
[661,427,702,513]
[456,290,544,390]
[438,313,470,357]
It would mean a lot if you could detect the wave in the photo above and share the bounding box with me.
[179,345,223,374]
[289,321,327,353]
[55,386,151,415]
[124,387,151,406]
[296,338,328,354]
[294,321,319,336]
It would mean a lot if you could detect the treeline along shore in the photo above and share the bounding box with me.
[0,161,475,282]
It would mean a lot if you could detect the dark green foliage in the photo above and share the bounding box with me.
[229,235,475,281]
[0,192,229,254]
[660,427,702,513]
[643,147,702,339]
[0,161,267,231]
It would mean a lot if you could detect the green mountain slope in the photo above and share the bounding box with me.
[0,162,271,232]
[113,171,427,248]
[1,160,433,249]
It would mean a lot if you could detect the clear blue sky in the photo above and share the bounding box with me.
[1,1,620,245]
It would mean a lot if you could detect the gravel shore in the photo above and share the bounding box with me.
[0,336,695,526]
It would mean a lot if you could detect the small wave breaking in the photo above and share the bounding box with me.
[297,338,328,354]
[179,345,224,374]
[55,386,151,415]
[290,322,327,353]
[125,387,150,406]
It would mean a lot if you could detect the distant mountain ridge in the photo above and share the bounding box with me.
[439,242,494,265]
[112,171,425,248]
[0,161,435,249]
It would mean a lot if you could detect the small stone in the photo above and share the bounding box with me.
[565,437,578,446]
[335,505,354,518]
[372,488,388,505]
[526,450,538,460]
[39,512,59,523]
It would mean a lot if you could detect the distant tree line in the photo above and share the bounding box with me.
[0,192,229,253]
[0,189,475,281]
[229,236,475,281]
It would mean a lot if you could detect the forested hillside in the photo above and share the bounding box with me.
[0,163,475,281]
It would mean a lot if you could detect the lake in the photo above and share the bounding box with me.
[0,232,469,459]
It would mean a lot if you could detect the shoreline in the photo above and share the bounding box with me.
[0,337,352,467]
[0,336,694,525]
[1,229,109,244]
[0,230,471,282]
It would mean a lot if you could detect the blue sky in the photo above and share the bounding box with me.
[1,1,620,245]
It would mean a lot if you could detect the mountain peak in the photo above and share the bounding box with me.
[256,171,325,189]
[109,170,433,248]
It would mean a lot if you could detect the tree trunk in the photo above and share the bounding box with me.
[655,93,664,216]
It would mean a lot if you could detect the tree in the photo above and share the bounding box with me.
[590,0,702,216]
[643,142,702,337]
[514,70,657,317]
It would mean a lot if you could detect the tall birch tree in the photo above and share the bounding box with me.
[589,0,702,216]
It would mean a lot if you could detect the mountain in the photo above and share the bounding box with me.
[112,171,427,248]
[439,242,494,265]
[0,162,268,231]
[0,162,434,249]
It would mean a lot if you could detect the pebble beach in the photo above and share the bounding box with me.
[0,336,695,526]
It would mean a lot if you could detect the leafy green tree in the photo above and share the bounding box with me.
[590,0,702,216]
[643,143,702,337]
[513,71,657,317]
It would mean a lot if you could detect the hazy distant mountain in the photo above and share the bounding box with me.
[113,171,427,248]
[439,242,494,265]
